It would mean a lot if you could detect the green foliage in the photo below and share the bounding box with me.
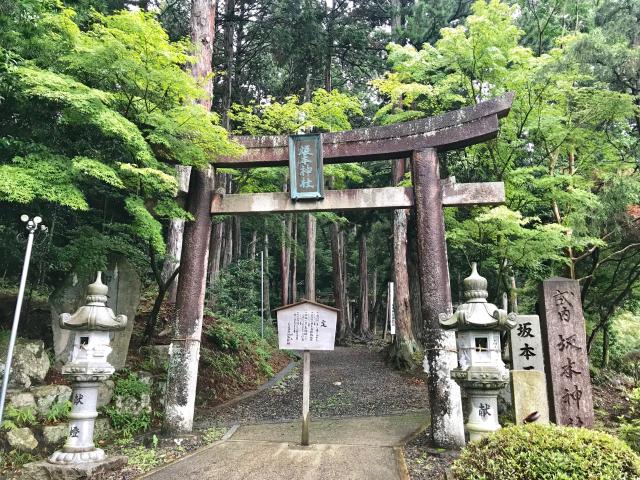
[229,88,362,135]
[121,445,158,472]
[202,427,226,444]
[46,400,72,423]
[373,0,640,360]
[200,306,276,388]
[620,387,640,453]
[101,370,152,438]
[0,3,240,291]
[451,423,640,480]
[210,259,261,323]
[112,370,151,399]
[103,406,151,438]
[0,450,37,471]
[1,405,37,430]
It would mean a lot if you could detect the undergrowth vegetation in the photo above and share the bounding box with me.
[452,424,640,480]
[196,259,287,404]
[102,370,153,438]
[620,387,640,453]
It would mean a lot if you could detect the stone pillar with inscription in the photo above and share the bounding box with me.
[510,315,546,373]
[509,314,550,425]
[539,277,594,427]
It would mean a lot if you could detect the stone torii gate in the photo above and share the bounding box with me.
[213,93,514,448]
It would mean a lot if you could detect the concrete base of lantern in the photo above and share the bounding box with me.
[22,456,127,480]
[49,448,106,465]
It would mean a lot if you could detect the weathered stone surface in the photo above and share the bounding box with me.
[7,427,38,452]
[22,455,127,480]
[93,417,115,441]
[96,380,115,408]
[539,277,594,427]
[509,314,546,373]
[114,393,151,416]
[7,391,36,409]
[42,424,69,447]
[135,371,154,387]
[0,339,50,389]
[139,345,170,371]
[211,183,504,215]
[510,370,550,425]
[412,149,465,449]
[32,385,73,417]
[50,256,141,370]
[497,380,512,415]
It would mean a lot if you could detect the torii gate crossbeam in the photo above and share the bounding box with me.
[216,93,513,168]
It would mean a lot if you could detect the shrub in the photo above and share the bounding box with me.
[451,423,640,480]
[1,405,36,430]
[620,386,640,453]
[103,406,151,438]
[46,400,72,423]
[113,371,151,399]
[102,370,153,438]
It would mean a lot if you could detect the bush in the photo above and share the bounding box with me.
[102,370,153,438]
[201,316,278,387]
[451,424,640,480]
[113,370,151,399]
[620,386,640,453]
[1,405,36,430]
[103,406,151,438]
[46,400,72,423]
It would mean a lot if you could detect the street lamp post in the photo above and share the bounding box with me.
[0,215,46,425]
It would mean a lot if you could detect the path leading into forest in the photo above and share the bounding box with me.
[143,346,430,480]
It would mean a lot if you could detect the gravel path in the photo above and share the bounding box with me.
[196,344,429,428]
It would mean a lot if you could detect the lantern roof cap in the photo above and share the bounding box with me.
[59,272,127,331]
[439,263,516,331]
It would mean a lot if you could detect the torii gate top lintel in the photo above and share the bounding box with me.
[215,92,514,168]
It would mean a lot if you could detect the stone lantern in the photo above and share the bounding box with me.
[439,263,516,442]
[49,272,127,464]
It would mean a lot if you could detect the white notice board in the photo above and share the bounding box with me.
[277,301,337,351]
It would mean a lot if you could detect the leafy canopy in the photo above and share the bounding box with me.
[0,2,241,278]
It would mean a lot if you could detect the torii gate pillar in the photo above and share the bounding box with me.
[412,148,465,448]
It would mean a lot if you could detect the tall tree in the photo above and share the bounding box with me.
[330,219,348,342]
[358,231,370,337]
[162,166,191,304]
[388,159,419,368]
[164,0,224,433]
[0,6,238,301]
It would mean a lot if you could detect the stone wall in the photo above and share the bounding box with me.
[1,339,71,454]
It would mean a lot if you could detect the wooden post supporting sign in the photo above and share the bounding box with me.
[275,300,338,446]
[302,350,311,445]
